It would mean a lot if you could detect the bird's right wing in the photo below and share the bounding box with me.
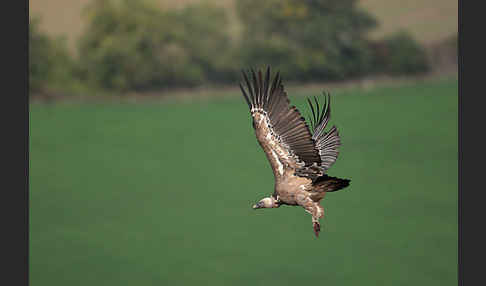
[306,94,341,172]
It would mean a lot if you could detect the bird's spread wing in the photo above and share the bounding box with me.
[239,67,322,179]
[306,94,341,172]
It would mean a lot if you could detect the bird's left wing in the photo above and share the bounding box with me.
[239,67,322,179]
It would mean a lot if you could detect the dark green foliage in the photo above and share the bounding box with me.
[77,0,234,91]
[29,17,76,94]
[236,0,378,81]
[175,4,242,84]
[371,31,430,75]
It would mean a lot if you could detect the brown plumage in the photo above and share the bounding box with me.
[239,67,350,238]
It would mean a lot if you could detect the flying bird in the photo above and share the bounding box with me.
[239,67,350,237]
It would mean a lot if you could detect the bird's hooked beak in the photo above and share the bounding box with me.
[252,197,279,209]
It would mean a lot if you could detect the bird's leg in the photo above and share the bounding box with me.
[311,204,325,237]
[296,192,325,238]
[312,218,320,237]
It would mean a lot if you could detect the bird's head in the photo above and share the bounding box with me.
[252,196,280,209]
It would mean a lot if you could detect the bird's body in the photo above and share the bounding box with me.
[239,67,350,237]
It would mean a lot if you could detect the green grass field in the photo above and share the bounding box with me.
[30,78,458,286]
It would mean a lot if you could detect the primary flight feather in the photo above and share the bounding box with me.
[239,67,350,237]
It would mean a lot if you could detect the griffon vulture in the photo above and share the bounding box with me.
[239,67,350,237]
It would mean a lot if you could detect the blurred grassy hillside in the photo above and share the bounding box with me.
[29,0,458,52]
[29,0,237,52]
[30,78,457,286]
[358,0,457,45]
[30,0,457,52]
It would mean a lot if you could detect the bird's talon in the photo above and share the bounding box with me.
[313,222,320,237]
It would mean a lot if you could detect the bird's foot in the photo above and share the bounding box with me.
[313,221,320,238]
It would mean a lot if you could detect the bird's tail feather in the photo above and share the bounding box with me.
[313,175,350,192]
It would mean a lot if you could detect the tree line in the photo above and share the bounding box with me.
[29,0,429,95]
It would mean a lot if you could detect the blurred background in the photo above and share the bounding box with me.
[29,0,458,285]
